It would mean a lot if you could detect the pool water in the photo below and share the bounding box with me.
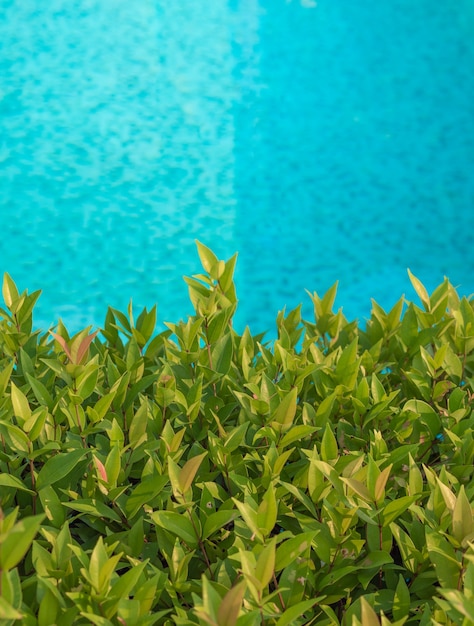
[1,0,473,335]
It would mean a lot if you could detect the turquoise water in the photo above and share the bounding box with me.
[1,1,473,334]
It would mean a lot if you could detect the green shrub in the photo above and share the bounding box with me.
[1,242,474,625]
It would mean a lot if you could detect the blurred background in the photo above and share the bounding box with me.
[1,0,473,335]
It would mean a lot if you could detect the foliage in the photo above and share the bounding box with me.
[1,242,474,625]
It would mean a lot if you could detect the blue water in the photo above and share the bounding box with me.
[1,0,473,335]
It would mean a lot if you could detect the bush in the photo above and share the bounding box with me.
[0,242,474,625]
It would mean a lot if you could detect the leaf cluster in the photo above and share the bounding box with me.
[1,242,474,625]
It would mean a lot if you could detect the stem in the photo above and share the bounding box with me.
[29,458,37,515]
[204,318,217,397]
[377,508,383,586]
[186,506,213,578]
[272,572,286,612]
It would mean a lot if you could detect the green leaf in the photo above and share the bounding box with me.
[257,483,278,537]
[438,589,474,623]
[0,362,14,397]
[196,240,220,276]
[426,527,461,588]
[390,523,419,574]
[273,387,298,427]
[381,495,417,526]
[0,474,34,494]
[224,423,249,452]
[26,374,54,409]
[2,273,19,308]
[254,538,276,590]
[180,452,208,494]
[320,423,338,462]
[36,449,89,490]
[335,337,360,388]
[0,513,45,571]
[374,464,392,504]
[212,333,233,376]
[275,532,317,571]
[341,477,371,502]
[150,511,198,546]
[407,269,430,310]
[38,485,66,528]
[278,425,317,450]
[232,499,261,541]
[360,596,381,626]
[275,599,320,626]
[0,596,23,621]
[217,581,246,626]
[128,400,149,448]
[62,499,122,522]
[393,575,410,622]
[452,485,473,545]
[202,510,239,540]
[0,423,30,453]
[10,382,32,422]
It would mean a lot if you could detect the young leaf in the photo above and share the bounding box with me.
[407,269,430,310]
[2,273,19,308]
[452,485,474,545]
[196,240,219,276]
